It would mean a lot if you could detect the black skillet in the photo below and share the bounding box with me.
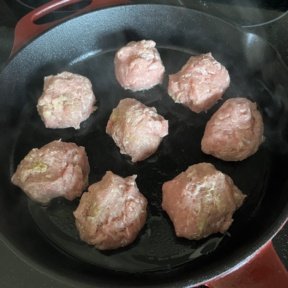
[0,0,287,287]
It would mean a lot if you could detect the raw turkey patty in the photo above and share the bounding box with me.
[37,71,96,129]
[11,140,90,204]
[162,163,245,240]
[168,53,230,113]
[106,98,168,162]
[74,171,147,250]
[114,40,165,91]
[201,97,264,161]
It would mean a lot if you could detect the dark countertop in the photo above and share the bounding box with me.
[0,1,287,287]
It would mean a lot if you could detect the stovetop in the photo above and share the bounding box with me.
[0,1,287,287]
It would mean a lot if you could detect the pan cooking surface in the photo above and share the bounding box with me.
[12,46,271,272]
[1,5,288,283]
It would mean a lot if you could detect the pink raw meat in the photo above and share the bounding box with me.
[74,171,147,250]
[37,71,96,129]
[114,40,165,91]
[11,140,90,204]
[168,53,230,113]
[106,98,168,162]
[201,97,264,161]
[162,162,245,240]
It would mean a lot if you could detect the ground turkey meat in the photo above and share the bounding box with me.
[106,98,168,162]
[162,163,245,240]
[11,140,90,204]
[37,71,96,129]
[74,171,147,250]
[114,40,165,91]
[201,97,264,161]
[168,53,230,113]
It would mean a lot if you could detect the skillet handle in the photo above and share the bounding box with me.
[206,241,288,288]
[11,0,128,56]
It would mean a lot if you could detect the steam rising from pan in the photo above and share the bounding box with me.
[1,4,288,286]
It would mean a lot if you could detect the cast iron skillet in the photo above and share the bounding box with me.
[0,3,288,287]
